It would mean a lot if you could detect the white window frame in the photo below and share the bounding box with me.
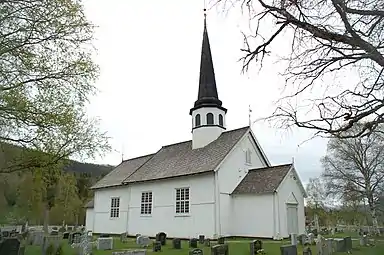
[110,197,120,218]
[175,187,190,214]
[245,149,252,164]
[140,191,153,215]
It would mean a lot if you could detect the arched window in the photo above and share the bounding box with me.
[219,114,224,126]
[206,113,214,125]
[195,114,201,127]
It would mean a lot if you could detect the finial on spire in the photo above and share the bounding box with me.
[248,105,252,126]
[203,0,207,19]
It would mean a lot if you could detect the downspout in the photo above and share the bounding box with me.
[272,191,276,239]
[125,184,131,233]
[275,190,281,238]
[216,170,222,237]
[213,172,218,238]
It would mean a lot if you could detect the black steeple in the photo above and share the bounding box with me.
[190,15,227,115]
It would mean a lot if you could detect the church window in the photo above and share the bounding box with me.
[219,114,224,126]
[245,149,252,164]
[175,188,190,214]
[206,113,214,125]
[140,191,153,215]
[195,114,201,127]
[110,197,120,218]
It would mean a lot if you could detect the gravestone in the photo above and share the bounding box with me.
[69,232,82,245]
[2,231,9,238]
[280,245,297,255]
[137,235,151,247]
[218,236,225,244]
[325,239,333,255]
[153,241,161,252]
[172,238,181,249]
[190,238,198,248]
[136,233,141,238]
[50,230,59,236]
[0,238,21,255]
[189,248,204,255]
[334,239,345,252]
[316,235,325,255]
[360,235,368,246]
[204,238,211,247]
[63,232,70,239]
[250,240,263,254]
[291,234,298,246]
[312,229,318,237]
[121,232,128,243]
[42,236,61,255]
[307,233,315,245]
[156,232,167,245]
[344,236,352,252]
[97,237,113,250]
[32,231,44,246]
[303,246,312,255]
[211,244,229,255]
[199,235,205,244]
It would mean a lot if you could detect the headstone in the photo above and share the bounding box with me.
[137,235,151,247]
[156,232,167,245]
[325,239,333,255]
[199,235,205,244]
[189,248,204,255]
[307,233,314,245]
[32,231,44,246]
[312,229,318,237]
[190,238,198,248]
[211,244,229,255]
[360,235,368,246]
[69,232,82,244]
[344,236,352,252]
[302,246,312,255]
[63,232,70,239]
[97,237,113,250]
[291,234,298,246]
[172,238,181,249]
[204,238,211,247]
[280,245,297,255]
[334,239,345,252]
[218,236,225,244]
[153,241,161,252]
[50,230,59,236]
[250,240,263,254]
[0,238,21,255]
[121,232,128,243]
[136,233,141,238]
[42,236,61,255]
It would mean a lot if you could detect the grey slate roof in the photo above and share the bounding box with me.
[232,163,292,194]
[123,126,249,183]
[91,154,154,189]
[84,199,94,208]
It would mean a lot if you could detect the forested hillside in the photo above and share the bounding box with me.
[0,142,114,226]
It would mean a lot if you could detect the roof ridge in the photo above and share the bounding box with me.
[161,126,250,148]
[123,153,155,162]
[248,163,292,172]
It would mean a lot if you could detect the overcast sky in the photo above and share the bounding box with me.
[82,0,328,184]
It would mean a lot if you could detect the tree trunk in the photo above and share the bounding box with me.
[368,198,381,235]
[43,204,49,233]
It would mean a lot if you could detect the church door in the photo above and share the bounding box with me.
[286,204,299,235]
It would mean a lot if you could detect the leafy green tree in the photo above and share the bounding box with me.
[51,172,82,225]
[0,0,110,174]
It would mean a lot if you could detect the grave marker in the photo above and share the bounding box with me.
[217,236,225,244]
[211,244,229,255]
[250,240,263,254]
[172,238,181,249]
[280,245,297,255]
[204,238,211,247]
[153,241,161,252]
[199,235,205,244]
[190,238,198,248]
[189,248,204,255]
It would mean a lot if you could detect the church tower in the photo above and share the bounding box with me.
[190,15,227,149]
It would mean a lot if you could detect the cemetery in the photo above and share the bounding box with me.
[0,225,383,255]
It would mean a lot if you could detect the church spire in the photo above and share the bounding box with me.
[190,12,226,115]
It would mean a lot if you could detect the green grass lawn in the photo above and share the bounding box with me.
[24,237,384,255]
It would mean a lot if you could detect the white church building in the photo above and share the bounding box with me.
[85,17,307,239]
